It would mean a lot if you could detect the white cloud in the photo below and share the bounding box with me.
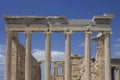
[78,42,84,47]
[0,54,5,64]
[50,51,65,60]
[113,38,120,49]
[115,51,120,57]
[114,44,120,49]
[32,49,65,80]
[32,49,45,60]
[32,49,65,61]
[0,45,6,54]
[117,38,120,42]
[0,45,6,64]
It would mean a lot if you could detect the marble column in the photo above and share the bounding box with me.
[62,66,64,75]
[116,68,120,80]
[64,31,72,80]
[11,32,18,80]
[111,67,115,80]
[45,32,51,80]
[25,31,32,80]
[104,32,111,80]
[98,36,105,80]
[84,31,91,80]
[5,31,12,80]
[54,67,58,76]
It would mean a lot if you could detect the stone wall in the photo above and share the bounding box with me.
[11,34,41,80]
[31,55,41,80]
[17,43,25,80]
[50,55,98,80]
[71,55,98,80]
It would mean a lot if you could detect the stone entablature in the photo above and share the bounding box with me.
[4,14,113,32]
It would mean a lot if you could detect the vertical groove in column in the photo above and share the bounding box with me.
[62,66,64,75]
[119,68,120,80]
[11,32,18,80]
[116,68,120,80]
[97,37,105,80]
[54,67,58,76]
[25,31,32,80]
[111,67,115,80]
[104,33,111,80]
[65,31,72,80]
[5,31,12,80]
[45,32,51,80]
[84,31,91,80]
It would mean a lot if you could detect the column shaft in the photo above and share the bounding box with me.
[119,69,120,80]
[104,33,111,80]
[54,67,58,76]
[65,31,72,80]
[62,66,64,75]
[116,68,120,80]
[5,31,12,80]
[85,31,91,80]
[111,67,115,80]
[45,32,51,80]
[97,36,105,80]
[25,32,32,80]
[11,33,18,80]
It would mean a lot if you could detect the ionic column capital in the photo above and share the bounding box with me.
[103,31,112,34]
[64,31,72,34]
[6,31,13,38]
[84,31,92,35]
[24,31,32,37]
[64,31,72,37]
[104,30,110,36]
[12,32,18,38]
[44,31,52,35]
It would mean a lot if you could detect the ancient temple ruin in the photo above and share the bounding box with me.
[4,14,120,80]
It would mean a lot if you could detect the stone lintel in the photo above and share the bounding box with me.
[6,24,112,32]
[4,14,114,31]
[93,13,114,21]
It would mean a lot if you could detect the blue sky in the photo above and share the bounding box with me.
[0,0,120,80]
[0,0,120,61]
[0,0,120,56]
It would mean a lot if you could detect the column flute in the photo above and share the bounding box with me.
[45,31,51,80]
[64,31,72,80]
[104,32,111,80]
[116,67,120,80]
[25,31,32,80]
[5,31,12,80]
[84,31,91,80]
